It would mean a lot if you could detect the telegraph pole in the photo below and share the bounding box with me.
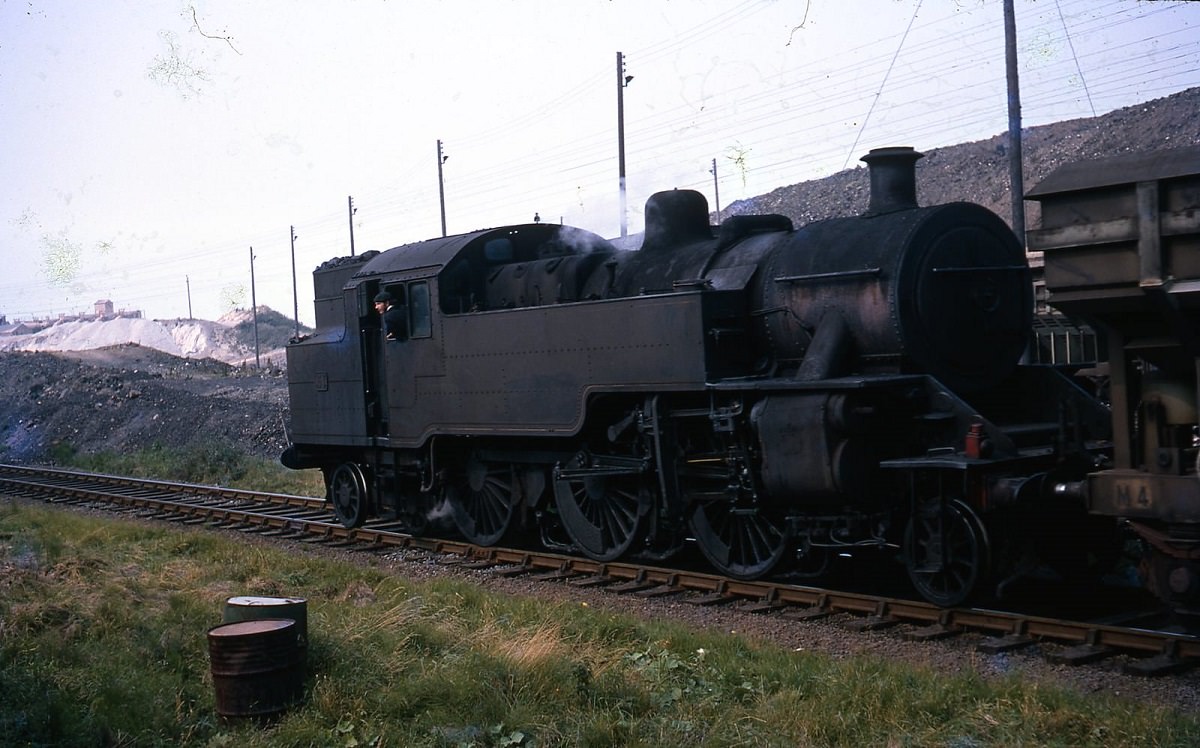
[290,225,299,339]
[348,195,357,256]
[710,158,721,222]
[437,140,448,237]
[1003,0,1025,246]
[616,51,632,238]
[250,246,260,368]
[186,275,193,319]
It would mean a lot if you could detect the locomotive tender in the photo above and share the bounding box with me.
[283,146,1115,608]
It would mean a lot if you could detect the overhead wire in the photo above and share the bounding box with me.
[340,0,1198,230]
[842,0,925,170]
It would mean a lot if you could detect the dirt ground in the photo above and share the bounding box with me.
[0,345,289,463]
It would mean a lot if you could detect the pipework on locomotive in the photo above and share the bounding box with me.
[282,144,1200,612]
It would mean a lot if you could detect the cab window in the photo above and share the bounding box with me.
[483,237,513,262]
[408,281,432,338]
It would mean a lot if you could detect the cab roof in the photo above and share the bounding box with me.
[352,223,612,281]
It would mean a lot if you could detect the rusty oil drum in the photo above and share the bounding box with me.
[207,618,303,720]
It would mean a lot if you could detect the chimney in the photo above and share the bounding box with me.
[860,146,924,216]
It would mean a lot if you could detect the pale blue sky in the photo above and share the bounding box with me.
[2,0,1197,325]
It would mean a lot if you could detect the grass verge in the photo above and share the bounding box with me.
[49,441,325,497]
[1,498,1198,747]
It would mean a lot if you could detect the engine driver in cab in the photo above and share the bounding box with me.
[373,290,407,341]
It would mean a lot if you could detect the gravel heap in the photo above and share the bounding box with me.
[0,307,305,462]
[0,345,290,462]
[726,87,1200,230]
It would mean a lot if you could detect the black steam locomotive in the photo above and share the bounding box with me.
[282,145,1195,609]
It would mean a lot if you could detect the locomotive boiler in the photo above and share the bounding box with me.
[283,146,1112,607]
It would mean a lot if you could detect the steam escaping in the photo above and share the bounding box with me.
[555,224,613,254]
[426,497,454,523]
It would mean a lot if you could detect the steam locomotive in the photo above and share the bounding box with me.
[282,144,1196,610]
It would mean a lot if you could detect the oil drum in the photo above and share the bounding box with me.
[223,596,308,649]
[207,618,303,720]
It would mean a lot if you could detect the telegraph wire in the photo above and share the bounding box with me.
[1054,0,1096,116]
[844,0,936,169]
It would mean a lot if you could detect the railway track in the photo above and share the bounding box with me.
[3,462,1198,677]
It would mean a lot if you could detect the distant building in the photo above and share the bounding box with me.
[0,321,38,336]
[0,302,141,337]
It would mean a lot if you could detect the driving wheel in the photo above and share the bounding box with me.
[554,470,648,562]
[905,498,989,607]
[688,499,789,579]
[447,456,519,546]
[329,462,370,528]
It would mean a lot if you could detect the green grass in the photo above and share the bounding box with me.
[49,441,326,497]
[1,498,1197,747]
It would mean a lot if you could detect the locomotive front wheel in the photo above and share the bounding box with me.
[447,456,518,546]
[904,498,989,607]
[329,462,370,529]
[688,501,789,579]
[554,473,648,562]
